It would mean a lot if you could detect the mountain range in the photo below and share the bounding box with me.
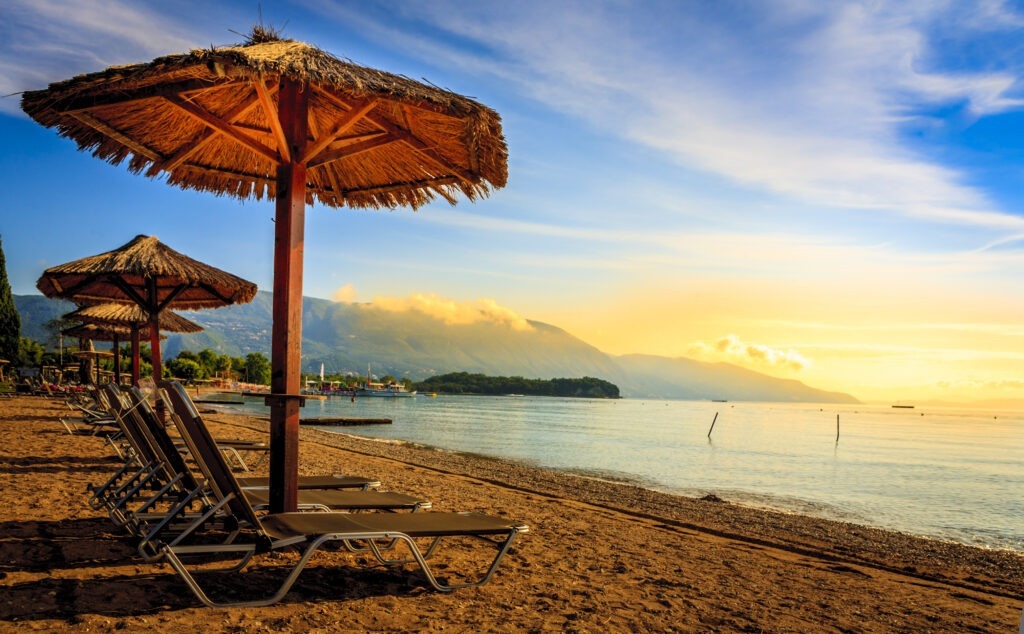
[14,292,858,403]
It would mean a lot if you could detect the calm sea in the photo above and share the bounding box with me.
[216,394,1024,552]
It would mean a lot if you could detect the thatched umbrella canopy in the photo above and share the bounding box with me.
[65,323,133,341]
[37,235,255,393]
[65,303,202,332]
[22,28,508,513]
[64,303,202,386]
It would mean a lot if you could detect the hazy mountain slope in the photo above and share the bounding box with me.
[14,292,858,403]
[614,354,859,403]
[171,293,623,381]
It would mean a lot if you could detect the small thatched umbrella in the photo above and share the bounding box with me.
[22,28,508,512]
[37,235,256,396]
[65,322,166,385]
[64,303,202,386]
[71,341,114,384]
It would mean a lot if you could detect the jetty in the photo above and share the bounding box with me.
[300,417,392,426]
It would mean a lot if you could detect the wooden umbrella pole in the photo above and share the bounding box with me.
[268,77,309,514]
[130,326,140,386]
[146,279,165,420]
[112,332,121,385]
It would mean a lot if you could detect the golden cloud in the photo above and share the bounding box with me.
[331,284,356,303]
[688,334,810,372]
[371,292,534,331]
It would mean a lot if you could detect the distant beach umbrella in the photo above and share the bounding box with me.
[22,27,508,512]
[71,340,114,384]
[64,303,202,386]
[37,235,255,394]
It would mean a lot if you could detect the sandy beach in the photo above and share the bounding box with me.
[1,393,1022,632]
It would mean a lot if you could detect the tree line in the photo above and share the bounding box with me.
[414,372,620,398]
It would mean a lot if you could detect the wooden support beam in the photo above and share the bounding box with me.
[366,112,477,185]
[149,86,272,175]
[306,115,345,207]
[53,78,227,114]
[112,333,121,386]
[301,98,377,164]
[254,78,291,163]
[162,94,282,165]
[178,163,275,187]
[130,326,140,387]
[333,175,461,199]
[306,133,403,168]
[69,112,163,161]
[314,88,475,184]
[154,284,187,314]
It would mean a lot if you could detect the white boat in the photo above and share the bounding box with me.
[356,381,416,397]
[356,364,416,397]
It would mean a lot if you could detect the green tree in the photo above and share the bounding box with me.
[0,237,19,363]
[166,358,202,382]
[17,337,45,367]
[198,349,219,376]
[215,353,233,379]
[245,352,271,385]
[176,350,200,363]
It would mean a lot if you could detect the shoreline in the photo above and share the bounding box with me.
[215,398,1023,556]
[2,395,1022,631]
[204,409,1024,601]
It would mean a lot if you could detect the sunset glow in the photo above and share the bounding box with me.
[3,1,1024,404]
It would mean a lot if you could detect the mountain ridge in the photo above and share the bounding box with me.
[13,292,858,403]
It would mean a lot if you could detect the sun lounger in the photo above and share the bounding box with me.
[155,379,528,606]
[101,385,429,529]
[150,385,382,490]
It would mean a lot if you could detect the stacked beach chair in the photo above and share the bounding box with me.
[80,381,528,607]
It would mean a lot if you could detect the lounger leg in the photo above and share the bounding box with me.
[160,542,316,608]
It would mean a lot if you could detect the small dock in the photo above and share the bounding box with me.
[300,417,392,426]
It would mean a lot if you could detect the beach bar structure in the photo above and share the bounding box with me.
[22,28,508,512]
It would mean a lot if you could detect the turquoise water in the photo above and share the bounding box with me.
[218,394,1024,552]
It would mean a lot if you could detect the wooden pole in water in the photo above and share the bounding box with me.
[708,412,719,438]
[835,414,840,443]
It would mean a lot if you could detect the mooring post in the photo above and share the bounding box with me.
[708,412,719,438]
[835,413,840,443]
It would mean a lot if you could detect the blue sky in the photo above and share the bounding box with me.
[3,1,1024,402]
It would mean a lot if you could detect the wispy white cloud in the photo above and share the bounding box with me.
[0,0,224,114]
[329,1,1024,233]
[688,334,811,372]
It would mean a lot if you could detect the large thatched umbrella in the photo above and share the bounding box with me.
[21,28,508,513]
[37,235,256,396]
[64,303,202,386]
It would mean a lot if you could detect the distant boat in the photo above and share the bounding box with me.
[356,364,416,397]
[356,381,416,397]
[891,404,915,409]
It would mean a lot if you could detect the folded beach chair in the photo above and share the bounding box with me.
[100,385,430,537]
[155,384,382,491]
[154,380,528,606]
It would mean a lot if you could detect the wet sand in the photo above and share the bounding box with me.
[1,394,1022,632]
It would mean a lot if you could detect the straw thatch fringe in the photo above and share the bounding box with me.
[21,34,508,211]
[64,303,203,333]
[37,235,257,310]
[63,322,167,342]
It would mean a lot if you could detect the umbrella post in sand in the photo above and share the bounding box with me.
[64,303,202,387]
[22,28,508,512]
[130,326,141,386]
